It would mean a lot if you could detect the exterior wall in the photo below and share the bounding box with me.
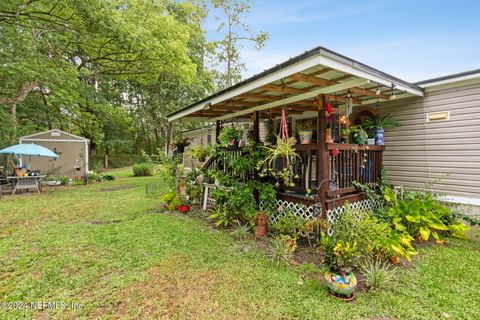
[21,140,87,178]
[374,79,480,205]
[20,130,88,178]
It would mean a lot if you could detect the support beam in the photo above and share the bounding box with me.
[316,95,328,215]
[260,84,307,95]
[348,86,389,100]
[210,78,368,121]
[215,121,221,143]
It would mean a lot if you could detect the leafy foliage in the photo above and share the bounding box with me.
[268,237,294,265]
[132,163,156,177]
[360,259,397,290]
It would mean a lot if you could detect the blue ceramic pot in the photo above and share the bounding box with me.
[375,127,385,145]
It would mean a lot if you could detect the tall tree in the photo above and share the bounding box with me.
[211,0,269,89]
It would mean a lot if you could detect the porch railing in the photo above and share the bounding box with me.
[202,143,384,197]
[327,143,384,196]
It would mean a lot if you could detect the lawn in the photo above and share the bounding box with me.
[0,168,478,319]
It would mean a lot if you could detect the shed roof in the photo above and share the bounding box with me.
[168,45,424,122]
[20,129,89,142]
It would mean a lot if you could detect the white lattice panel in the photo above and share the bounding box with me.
[326,199,383,236]
[259,200,320,224]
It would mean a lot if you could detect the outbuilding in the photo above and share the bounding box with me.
[19,129,89,179]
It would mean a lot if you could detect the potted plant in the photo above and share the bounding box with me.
[341,127,350,144]
[218,127,243,148]
[350,126,368,144]
[297,119,314,144]
[175,137,191,153]
[178,196,191,213]
[255,212,269,237]
[321,235,360,300]
[363,115,402,146]
[257,136,301,188]
[190,145,210,162]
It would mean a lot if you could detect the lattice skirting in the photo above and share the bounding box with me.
[326,199,384,236]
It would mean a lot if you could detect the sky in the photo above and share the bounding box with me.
[204,0,480,83]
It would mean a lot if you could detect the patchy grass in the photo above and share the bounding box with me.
[0,168,479,319]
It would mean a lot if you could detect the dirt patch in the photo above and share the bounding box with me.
[89,255,253,319]
[98,185,135,192]
[89,216,137,225]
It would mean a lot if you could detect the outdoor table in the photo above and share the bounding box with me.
[7,175,46,195]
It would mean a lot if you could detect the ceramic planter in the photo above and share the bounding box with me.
[255,212,269,237]
[298,130,313,144]
[375,128,385,145]
[324,271,357,298]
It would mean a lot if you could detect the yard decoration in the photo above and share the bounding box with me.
[321,234,360,300]
[297,119,314,144]
[255,212,269,237]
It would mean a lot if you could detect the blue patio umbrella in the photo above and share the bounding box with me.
[0,143,59,158]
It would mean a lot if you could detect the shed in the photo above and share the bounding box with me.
[19,129,89,179]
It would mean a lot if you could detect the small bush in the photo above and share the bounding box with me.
[360,259,396,290]
[133,163,155,176]
[102,174,116,181]
[161,191,180,211]
[268,237,294,265]
[231,224,251,241]
[58,175,69,185]
[87,172,104,183]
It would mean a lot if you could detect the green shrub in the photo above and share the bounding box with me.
[268,237,294,265]
[231,224,251,241]
[58,175,69,185]
[133,163,155,176]
[383,187,470,241]
[332,205,417,262]
[102,174,116,181]
[360,258,397,290]
[274,208,305,238]
[161,191,180,211]
[87,172,104,183]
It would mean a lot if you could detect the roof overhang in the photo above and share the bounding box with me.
[168,46,424,123]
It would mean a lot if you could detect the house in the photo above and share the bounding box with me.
[168,46,480,216]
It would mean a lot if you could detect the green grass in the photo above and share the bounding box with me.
[0,168,479,319]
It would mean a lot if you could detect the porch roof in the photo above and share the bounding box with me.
[167,45,424,122]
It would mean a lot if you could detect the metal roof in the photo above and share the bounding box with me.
[168,45,424,122]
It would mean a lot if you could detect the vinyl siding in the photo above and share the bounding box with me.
[375,80,480,199]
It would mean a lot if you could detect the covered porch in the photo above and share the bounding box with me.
[168,46,424,213]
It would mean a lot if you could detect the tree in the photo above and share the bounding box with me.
[211,0,269,89]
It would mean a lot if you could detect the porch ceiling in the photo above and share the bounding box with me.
[167,46,424,122]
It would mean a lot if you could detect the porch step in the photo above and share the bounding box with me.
[325,192,367,210]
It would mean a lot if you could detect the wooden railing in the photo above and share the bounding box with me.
[203,143,384,197]
[327,143,384,195]
[202,147,256,181]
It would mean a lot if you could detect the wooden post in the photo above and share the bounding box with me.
[253,111,260,143]
[317,94,329,214]
[215,121,221,143]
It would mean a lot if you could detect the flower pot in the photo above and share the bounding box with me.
[367,138,375,145]
[375,127,385,145]
[352,131,367,144]
[326,129,334,144]
[341,136,350,144]
[228,139,238,149]
[298,130,313,144]
[324,271,357,298]
[255,212,269,237]
[178,204,190,213]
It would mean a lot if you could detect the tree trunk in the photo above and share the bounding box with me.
[11,104,17,142]
[105,146,109,169]
[165,122,172,156]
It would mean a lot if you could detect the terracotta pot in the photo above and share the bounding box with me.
[255,212,269,237]
[178,204,190,213]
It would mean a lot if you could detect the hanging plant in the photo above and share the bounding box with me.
[257,136,301,187]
